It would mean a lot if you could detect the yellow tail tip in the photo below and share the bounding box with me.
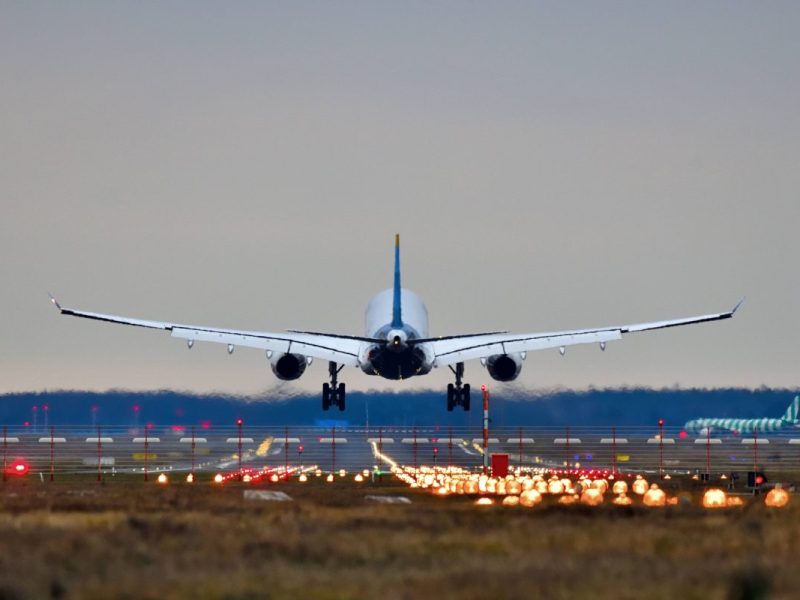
[395,233,400,247]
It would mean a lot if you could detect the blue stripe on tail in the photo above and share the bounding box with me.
[391,234,403,328]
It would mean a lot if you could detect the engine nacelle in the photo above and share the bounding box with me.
[269,353,308,381]
[485,353,523,382]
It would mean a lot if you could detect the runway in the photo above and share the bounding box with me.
[5,424,800,482]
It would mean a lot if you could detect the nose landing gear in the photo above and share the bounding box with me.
[322,361,346,411]
[446,362,470,411]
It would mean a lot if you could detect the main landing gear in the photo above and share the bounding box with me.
[322,361,346,411]
[446,362,471,412]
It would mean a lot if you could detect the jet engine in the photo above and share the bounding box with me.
[269,353,308,381]
[485,353,523,382]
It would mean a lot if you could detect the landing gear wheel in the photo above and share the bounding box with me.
[446,362,471,411]
[322,362,347,412]
[322,383,331,411]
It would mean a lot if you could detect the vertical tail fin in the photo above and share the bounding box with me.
[391,234,403,328]
[782,396,800,422]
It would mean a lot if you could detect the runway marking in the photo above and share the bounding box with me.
[370,441,398,469]
[243,490,292,502]
[365,495,411,504]
[553,438,581,445]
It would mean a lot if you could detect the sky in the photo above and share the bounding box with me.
[1,2,798,395]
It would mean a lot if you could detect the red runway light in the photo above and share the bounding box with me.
[7,459,29,477]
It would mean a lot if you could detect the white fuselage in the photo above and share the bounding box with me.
[359,288,434,380]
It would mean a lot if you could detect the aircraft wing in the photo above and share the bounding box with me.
[430,301,742,367]
[50,297,361,366]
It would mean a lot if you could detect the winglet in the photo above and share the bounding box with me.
[48,292,62,311]
[731,298,745,315]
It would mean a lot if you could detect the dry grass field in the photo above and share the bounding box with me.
[0,476,797,600]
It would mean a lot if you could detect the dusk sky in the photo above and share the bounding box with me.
[1,2,798,395]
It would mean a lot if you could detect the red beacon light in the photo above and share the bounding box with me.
[7,459,29,477]
[480,384,487,392]
[236,418,243,427]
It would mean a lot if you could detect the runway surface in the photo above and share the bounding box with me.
[4,424,800,481]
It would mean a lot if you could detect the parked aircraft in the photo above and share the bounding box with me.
[684,396,799,435]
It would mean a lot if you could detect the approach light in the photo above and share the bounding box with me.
[519,490,542,507]
[580,488,603,506]
[643,485,666,507]
[613,493,633,506]
[765,486,790,508]
[632,478,648,495]
[157,473,168,485]
[213,473,224,484]
[702,488,727,508]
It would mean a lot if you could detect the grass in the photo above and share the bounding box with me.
[0,476,796,599]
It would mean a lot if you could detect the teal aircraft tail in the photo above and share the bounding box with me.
[391,234,402,328]
[782,396,800,423]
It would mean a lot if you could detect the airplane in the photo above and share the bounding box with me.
[50,234,742,412]
[684,396,800,435]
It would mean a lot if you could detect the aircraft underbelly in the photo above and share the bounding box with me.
[368,345,430,380]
